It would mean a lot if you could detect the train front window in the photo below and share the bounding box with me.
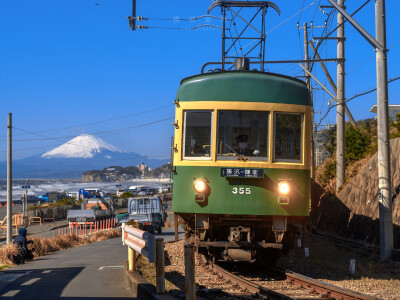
[183,111,213,159]
[274,113,303,162]
[217,111,269,161]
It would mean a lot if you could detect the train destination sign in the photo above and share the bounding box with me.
[220,168,264,178]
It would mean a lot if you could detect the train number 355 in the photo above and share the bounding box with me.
[232,187,251,195]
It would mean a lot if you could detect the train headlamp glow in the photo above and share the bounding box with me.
[278,182,290,195]
[193,179,207,193]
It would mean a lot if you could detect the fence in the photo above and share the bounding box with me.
[58,217,117,237]
[0,214,23,238]
[122,223,165,294]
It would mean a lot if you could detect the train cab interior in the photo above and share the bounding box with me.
[182,109,304,164]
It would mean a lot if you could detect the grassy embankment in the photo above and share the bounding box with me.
[0,229,121,269]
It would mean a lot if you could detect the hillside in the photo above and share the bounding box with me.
[82,163,171,182]
[311,117,400,248]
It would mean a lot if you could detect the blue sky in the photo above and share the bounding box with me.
[0,0,399,162]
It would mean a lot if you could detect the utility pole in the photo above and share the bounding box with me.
[326,0,392,259]
[375,0,392,260]
[24,179,29,217]
[7,113,12,244]
[336,0,345,191]
[303,22,315,182]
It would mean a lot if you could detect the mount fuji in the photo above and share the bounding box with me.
[0,134,168,179]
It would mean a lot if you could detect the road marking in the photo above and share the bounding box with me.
[0,271,31,282]
[42,270,52,274]
[98,265,124,270]
[21,278,40,286]
[2,290,21,297]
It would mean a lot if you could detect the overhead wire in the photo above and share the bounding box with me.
[0,117,174,142]
[0,105,172,138]
[316,75,400,127]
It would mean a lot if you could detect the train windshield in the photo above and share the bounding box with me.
[217,111,269,161]
[183,111,213,159]
[274,113,303,162]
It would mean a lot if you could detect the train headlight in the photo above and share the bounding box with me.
[194,179,207,193]
[278,181,290,195]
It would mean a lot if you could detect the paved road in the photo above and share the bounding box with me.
[0,227,184,299]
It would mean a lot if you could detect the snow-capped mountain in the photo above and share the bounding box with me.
[0,135,168,179]
[41,134,125,159]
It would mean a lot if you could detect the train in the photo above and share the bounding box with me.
[172,61,312,262]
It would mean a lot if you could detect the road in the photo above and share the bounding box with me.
[0,227,184,299]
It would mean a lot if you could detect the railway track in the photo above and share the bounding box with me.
[197,255,380,300]
[310,231,380,258]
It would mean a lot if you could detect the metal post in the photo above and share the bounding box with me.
[7,113,12,244]
[184,244,196,300]
[24,179,29,217]
[156,237,165,294]
[336,0,345,191]
[174,213,179,241]
[303,23,315,182]
[376,0,392,260]
[303,23,310,89]
[128,247,136,271]
[222,6,226,70]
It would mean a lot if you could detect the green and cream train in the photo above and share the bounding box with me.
[172,69,312,262]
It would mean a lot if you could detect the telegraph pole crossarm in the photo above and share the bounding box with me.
[326,0,384,51]
[308,41,357,127]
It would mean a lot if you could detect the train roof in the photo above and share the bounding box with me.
[177,71,312,106]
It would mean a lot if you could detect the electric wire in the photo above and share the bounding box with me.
[265,0,319,35]
[316,75,400,127]
[0,117,174,142]
[346,39,400,75]
[0,105,172,138]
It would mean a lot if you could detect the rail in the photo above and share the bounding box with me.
[199,253,379,300]
[199,255,294,300]
[284,270,380,300]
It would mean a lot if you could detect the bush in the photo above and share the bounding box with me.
[119,191,134,198]
[345,125,371,163]
[318,158,336,187]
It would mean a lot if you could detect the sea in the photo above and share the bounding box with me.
[0,178,170,202]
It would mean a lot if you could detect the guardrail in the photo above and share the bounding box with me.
[122,223,156,263]
[121,223,165,294]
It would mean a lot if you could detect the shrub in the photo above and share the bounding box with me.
[345,125,371,163]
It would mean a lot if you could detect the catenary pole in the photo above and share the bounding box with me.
[320,0,393,260]
[7,113,12,244]
[303,23,315,182]
[336,0,345,191]
[375,0,392,260]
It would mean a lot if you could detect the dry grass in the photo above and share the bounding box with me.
[0,229,121,266]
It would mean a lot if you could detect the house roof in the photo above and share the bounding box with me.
[369,104,400,113]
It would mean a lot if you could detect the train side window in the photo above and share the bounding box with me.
[274,113,303,162]
[217,110,269,161]
[183,111,213,159]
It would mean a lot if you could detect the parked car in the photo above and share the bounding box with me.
[39,192,60,202]
[20,195,42,204]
